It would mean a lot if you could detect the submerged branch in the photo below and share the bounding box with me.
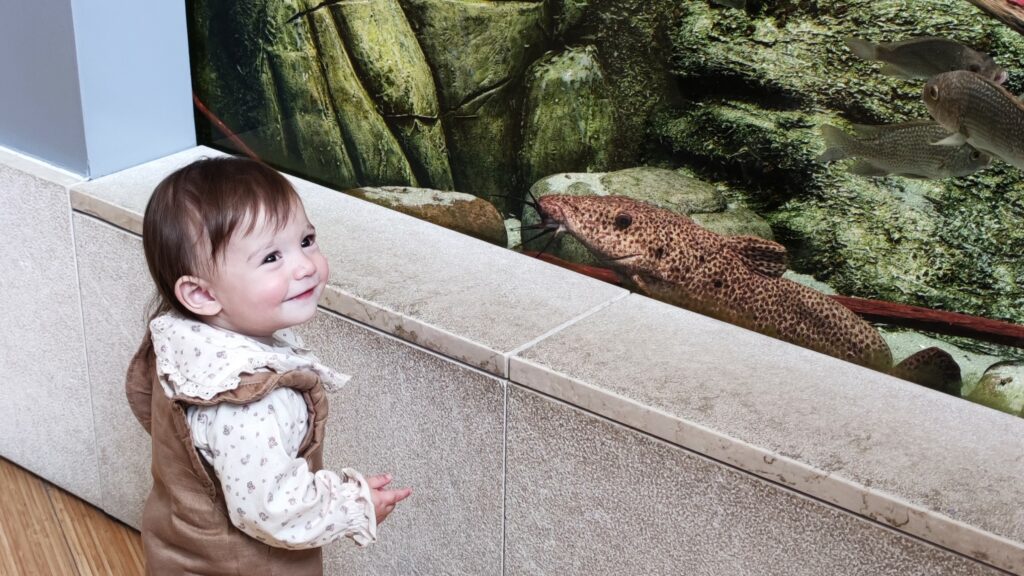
[964,0,1024,36]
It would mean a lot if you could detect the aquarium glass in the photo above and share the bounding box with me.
[186,0,1024,416]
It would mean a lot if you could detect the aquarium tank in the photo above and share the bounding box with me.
[186,0,1024,417]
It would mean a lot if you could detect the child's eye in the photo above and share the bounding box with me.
[262,252,281,264]
[301,234,316,248]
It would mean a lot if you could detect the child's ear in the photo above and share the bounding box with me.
[174,276,222,317]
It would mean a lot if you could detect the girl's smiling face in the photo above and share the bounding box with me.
[201,201,328,341]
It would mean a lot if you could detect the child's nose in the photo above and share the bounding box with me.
[293,254,316,279]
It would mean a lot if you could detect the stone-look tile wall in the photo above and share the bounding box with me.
[0,158,100,505]
[72,214,152,526]
[301,312,505,575]
[505,386,998,576]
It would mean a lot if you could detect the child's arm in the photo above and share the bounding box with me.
[189,388,386,549]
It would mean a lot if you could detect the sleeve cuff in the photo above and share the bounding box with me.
[342,468,378,547]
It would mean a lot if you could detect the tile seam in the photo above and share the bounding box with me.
[505,290,630,365]
[66,193,104,510]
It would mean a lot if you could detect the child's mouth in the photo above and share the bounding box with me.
[289,286,317,301]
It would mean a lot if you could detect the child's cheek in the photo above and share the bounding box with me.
[319,253,330,285]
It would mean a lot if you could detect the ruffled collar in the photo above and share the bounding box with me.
[150,313,352,400]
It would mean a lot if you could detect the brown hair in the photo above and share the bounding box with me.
[143,156,301,319]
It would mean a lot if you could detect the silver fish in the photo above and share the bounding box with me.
[845,37,1006,84]
[711,0,746,9]
[923,70,1024,170]
[817,121,990,179]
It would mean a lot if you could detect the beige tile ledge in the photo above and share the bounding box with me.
[68,146,628,377]
[510,293,1024,573]
[0,146,84,187]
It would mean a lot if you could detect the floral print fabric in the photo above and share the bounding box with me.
[151,313,375,548]
[150,312,351,400]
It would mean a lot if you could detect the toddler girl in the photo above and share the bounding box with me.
[125,156,411,575]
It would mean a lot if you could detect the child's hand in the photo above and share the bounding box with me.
[367,473,412,525]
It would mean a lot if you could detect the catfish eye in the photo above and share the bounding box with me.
[968,64,981,73]
[928,85,939,101]
[613,212,633,230]
[971,150,981,160]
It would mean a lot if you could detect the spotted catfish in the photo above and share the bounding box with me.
[535,194,959,385]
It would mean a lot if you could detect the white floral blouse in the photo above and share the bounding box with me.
[150,313,376,549]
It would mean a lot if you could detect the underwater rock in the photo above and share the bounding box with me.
[599,167,727,213]
[879,327,1016,398]
[305,9,417,186]
[523,167,769,265]
[549,0,589,37]
[965,0,1024,37]
[347,187,508,247]
[400,0,548,213]
[691,207,774,240]
[327,0,453,189]
[669,1,1016,121]
[655,101,835,200]
[964,361,1024,416]
[505,217,523,250]
[189,0,293,167]
[520,47,616,191]
[264,19,357,188]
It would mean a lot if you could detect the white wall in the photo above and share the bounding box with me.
[0,0,195,177]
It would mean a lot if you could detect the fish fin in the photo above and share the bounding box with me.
[629,273,686,308]
[848,161,891,177]
[931,133,968,146]
[817,148,846,164]
[844,37,878,61]
[817,125,853,163]
[878,63,917,79]
[890,347,962,395]
[723,236,787,277]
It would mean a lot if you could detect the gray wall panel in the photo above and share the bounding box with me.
[505,385,997,576]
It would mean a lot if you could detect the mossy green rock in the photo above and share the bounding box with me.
[306,10,417,186]
[670,1,1024,123]
[965,361,1024,416]
[328,0,453,189]
[347,187,507,247]
[521,47,616,189]
[599,167,727,213]
[401,0,548,213]
[691,207,774,240]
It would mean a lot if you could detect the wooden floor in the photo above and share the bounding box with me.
[0,457,145,575]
